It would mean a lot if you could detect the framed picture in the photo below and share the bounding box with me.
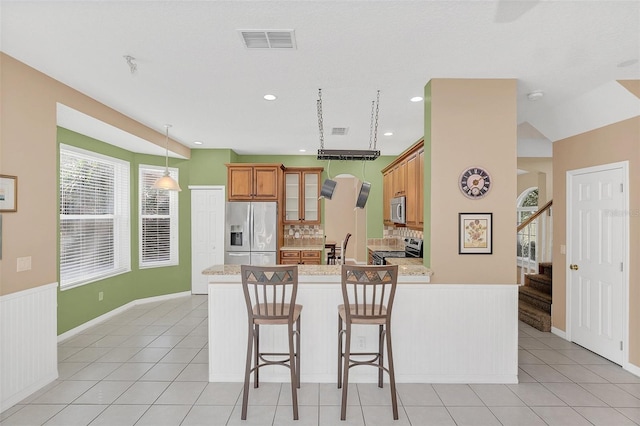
[0,175,17,212]
[459,212,492,254]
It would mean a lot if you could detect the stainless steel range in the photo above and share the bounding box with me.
[372,238,423,265]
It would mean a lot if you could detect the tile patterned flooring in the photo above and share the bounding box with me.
[1,295,639,425]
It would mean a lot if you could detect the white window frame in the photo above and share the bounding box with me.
[59,144,131,290]
[516,187,539,267]
[139,165,179,268]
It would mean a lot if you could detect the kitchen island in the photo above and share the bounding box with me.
[204,265,518,384]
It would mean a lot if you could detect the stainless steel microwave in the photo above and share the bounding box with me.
[390,196,406,224]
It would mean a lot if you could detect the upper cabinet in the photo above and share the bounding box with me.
[381,139,425,229]
[283,167,322,224]
[226,163,284,201]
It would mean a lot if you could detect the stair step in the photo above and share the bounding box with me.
[525,273,552,295]
[539,262,553,278]
[519,286,552,313]
[518,301,551,332]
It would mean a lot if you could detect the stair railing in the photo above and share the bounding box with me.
[517,200,553,284]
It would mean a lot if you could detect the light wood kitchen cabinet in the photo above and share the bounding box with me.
[283,168,322,224]
[279,250,321,265]
[226,164,283,201]
[418,147,424,226]
[383,170,393,225]
[381,139,424,230]
[391,161,407,197]
[405,152,418,226]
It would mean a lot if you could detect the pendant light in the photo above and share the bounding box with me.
[153,124,182,191]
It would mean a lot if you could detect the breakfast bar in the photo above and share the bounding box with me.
[204,265,519,384]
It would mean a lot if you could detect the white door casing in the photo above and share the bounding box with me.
[190,186,225,294]
[567,162,628,365]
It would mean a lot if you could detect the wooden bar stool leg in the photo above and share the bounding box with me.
[337,315,343,389]
[254,324,260,388]
[241,325,253,420]
[340,323,351,421]
[378,324,384,388]
[288,322,299,420]
[385,326,399,420]
[296,316,301,388]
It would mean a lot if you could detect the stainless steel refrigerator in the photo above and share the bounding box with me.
[224,201,278,265]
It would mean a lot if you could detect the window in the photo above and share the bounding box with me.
[517,188,539,261]
[139,165,179,268]
[59,145,130,289]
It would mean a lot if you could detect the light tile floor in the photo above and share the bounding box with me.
[2,295,639,425]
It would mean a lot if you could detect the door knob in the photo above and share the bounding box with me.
[569,264,579,270]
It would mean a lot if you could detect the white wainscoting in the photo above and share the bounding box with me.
[209,275,519,384]
[0,283,58,412]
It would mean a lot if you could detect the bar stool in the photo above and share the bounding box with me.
[240,265,302,420]
[337,264,399,421]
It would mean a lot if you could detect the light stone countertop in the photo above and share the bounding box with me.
[279,245,324,251]
[384,258,424,266]
[203,264,432,277]
[367,244,404,252]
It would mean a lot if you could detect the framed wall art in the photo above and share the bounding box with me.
[0,175,17,212]
[459,212,492,254]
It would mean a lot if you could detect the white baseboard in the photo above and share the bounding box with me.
[551,326,567,339]
[58,290,191,343]
[625,361,640,378]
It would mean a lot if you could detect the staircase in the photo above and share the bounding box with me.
[519,262,552,332]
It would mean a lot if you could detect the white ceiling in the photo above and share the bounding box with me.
[1,1,639,157]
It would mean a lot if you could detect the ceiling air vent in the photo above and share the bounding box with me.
[331,127,349,136]
[239,30,296,49]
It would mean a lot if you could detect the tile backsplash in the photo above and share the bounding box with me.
[283,224,324,246]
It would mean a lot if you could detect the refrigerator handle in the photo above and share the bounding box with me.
[249,203,254,247]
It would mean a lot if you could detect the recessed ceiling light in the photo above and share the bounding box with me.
[299,149,306,153]
[410,96,423,102]
[263,94,277,101]
[527,91,544,101]
[384,132,393,136]
[194,141,203,145]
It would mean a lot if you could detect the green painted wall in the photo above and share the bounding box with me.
[423,82,433,267]
[55,130,399,334]
[57,128,191,334]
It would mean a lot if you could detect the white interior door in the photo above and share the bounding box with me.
[191,186,225,294]
[568,163,627,364]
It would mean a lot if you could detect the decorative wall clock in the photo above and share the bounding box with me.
[459,167,491,199]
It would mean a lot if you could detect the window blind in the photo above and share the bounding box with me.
[139,165,179,268]
[59,145,130,289]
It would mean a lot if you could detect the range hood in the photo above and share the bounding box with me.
[317,149,380,161]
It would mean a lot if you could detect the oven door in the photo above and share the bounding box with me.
[372,253,385,265]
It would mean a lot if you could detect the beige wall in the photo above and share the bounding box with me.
[0,53,189,296]
[428,79,518,284]
[324,176,366,263]
[552,116,640,367]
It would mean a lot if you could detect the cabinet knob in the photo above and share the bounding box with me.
[569,264,579,270]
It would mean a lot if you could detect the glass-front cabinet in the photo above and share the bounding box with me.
[283,168,322,224]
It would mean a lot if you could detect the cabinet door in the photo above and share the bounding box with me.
[406,153,418,226]
[418,148,424,225]
[301,250,321,265]
[396,160,407,196]
[227,166,254,200]
[253,166,279,200]
[284,172,301,222]
[383,170,392,224]
[302,171,320,223]
[280,250,301,265]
